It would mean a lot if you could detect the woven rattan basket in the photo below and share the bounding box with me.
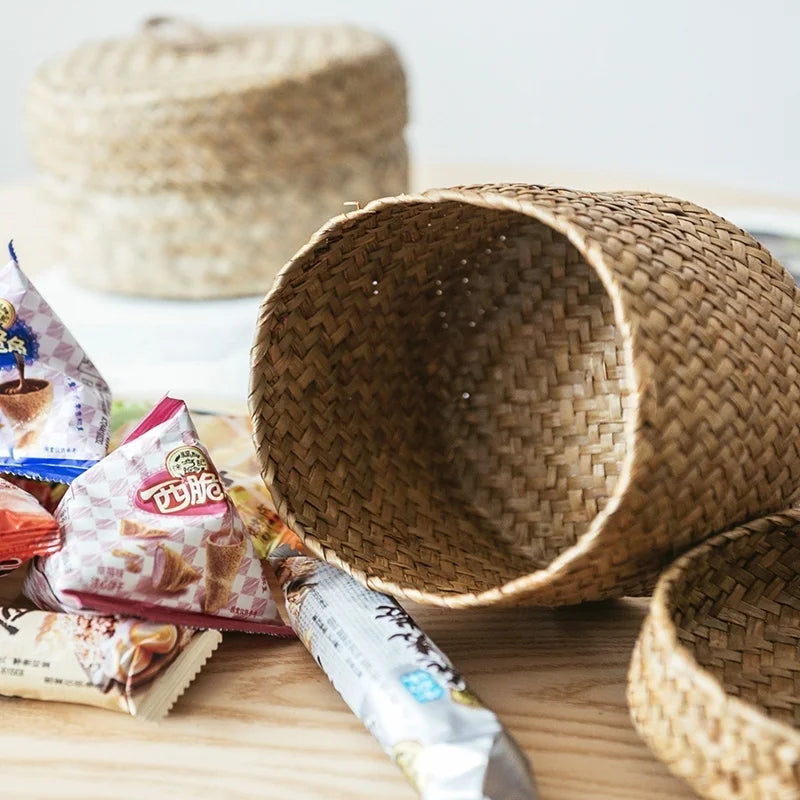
[628,510,800,800]
[249,183,800,608]
[26,19,408,298]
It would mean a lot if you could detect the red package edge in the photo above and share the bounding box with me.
[68,592,295,636]
[122,395,184,444]
[0,478,61,567]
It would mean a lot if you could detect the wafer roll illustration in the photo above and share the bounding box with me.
[152,543,201,593]
[203,530,245,613]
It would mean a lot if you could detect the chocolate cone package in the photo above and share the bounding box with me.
[23,396,291,634]
[0,244,111,483]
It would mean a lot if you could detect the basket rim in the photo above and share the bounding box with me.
[250,184,646,607]
[643,508,800,745]
[29,24,400,110]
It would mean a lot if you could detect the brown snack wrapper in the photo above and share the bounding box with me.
[0,605,220,719]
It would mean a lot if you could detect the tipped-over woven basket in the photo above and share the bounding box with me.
[26,19,408,298]
[628,510,800,799]
[249,183,800,607]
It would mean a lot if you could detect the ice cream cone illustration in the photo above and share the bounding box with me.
[129,621,178,655]
[203,529,245,613]
[121,621,183,686]
[109,637,153,685]
[151,543,201,592]
[119,518,169,539]
[95,620,183,690]
[0,354,53,447]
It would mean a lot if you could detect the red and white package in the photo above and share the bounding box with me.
[23,397,291,634]
[0,477,60,575]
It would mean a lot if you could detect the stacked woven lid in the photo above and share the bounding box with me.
[26,19,408,297]
[250,182,800,798]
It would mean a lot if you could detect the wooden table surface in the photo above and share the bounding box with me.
[2,593,693,800]
[4,172,798,800]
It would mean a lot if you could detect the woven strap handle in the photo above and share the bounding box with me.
[141,16,218,52]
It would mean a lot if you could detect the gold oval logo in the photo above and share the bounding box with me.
[0,299,17,330]
[165,445,208,477]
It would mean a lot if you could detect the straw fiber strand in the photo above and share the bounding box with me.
[629,511,800,800]
[250,183,800,607]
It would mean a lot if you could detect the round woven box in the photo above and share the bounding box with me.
[26,20,408,298]
[249,183,800,607]
[628,510,800,800]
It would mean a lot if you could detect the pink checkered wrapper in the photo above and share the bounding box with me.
[23,397,292,635]
[0,244,111,483]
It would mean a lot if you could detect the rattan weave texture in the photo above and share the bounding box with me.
[250,183,800,607]
[629,510,800,800]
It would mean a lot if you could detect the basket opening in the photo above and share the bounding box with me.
[258,198,635,598]
[671,527,800,728]
[421,208,635,572]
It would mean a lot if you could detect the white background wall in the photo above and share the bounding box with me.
[2,0,799,197]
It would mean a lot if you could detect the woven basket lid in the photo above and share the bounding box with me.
[26,19,407,190]
[250,183,800,608]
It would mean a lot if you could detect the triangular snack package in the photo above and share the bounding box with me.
[24,396,291,634]
[0,244,111,483]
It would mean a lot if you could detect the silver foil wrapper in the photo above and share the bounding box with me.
[271,548,537,800]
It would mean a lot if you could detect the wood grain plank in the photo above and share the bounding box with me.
[1,595,696,799]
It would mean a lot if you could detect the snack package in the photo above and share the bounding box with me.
[2,476,67,514]
[0,605,220,719]
[271,547,537,800]
[0,477,60,576]
[0,244,111,483]
[225,471,303,560]
[24,396,292,635]
[110,401,303,559]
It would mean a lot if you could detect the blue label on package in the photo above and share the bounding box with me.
[0,456,98,484]
[0,317,38,369]
[400,669,445,703]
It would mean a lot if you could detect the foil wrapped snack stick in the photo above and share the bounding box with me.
[0,605,220,719]
[271,547,537,800]
[0,243,111,483]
